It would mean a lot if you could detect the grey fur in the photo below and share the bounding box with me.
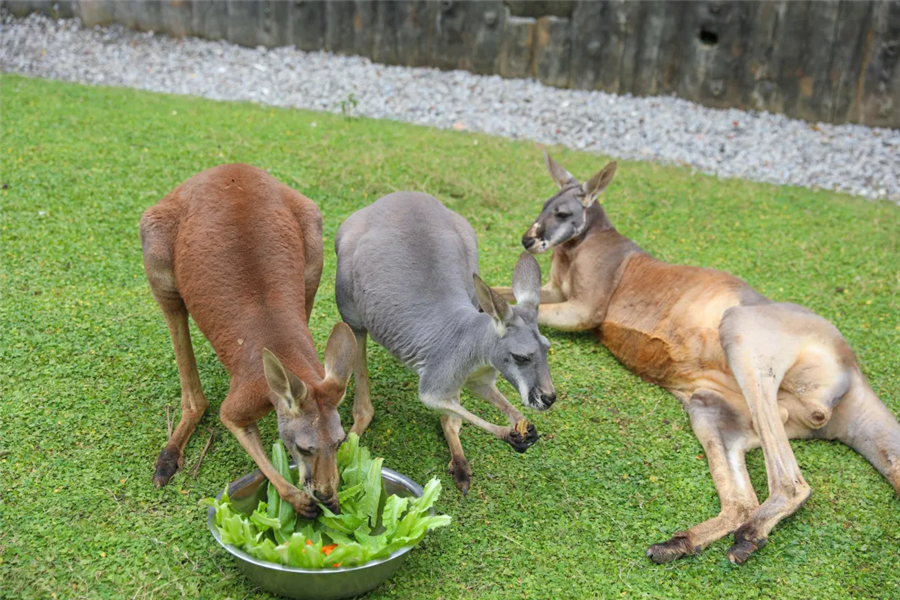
[523,154,618,254]
[336,192,555,409]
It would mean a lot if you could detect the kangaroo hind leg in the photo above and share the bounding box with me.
[719,304,813,564]
[648,389,759,563]
[140,209,209,487]
[349,328,374,436]
[441,414,472,495]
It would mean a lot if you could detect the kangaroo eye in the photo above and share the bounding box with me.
[512,353,530,365]
[296,445,312,456]
[555,210,572,219]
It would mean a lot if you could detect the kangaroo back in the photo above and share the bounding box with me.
[156,164,320,373]
[335,192,480,363]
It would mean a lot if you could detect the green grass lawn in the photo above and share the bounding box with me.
[1,74,898,600]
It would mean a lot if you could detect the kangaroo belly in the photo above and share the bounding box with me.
[598,323,732,390]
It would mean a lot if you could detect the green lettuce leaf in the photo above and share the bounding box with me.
[249,502,280,531]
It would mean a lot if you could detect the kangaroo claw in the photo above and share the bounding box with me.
[153,446,182,488]
[507,420,538,453]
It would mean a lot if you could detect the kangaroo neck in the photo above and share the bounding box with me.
[452,306,499,364]
[554,203,644,322]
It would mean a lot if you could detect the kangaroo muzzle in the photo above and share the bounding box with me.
[522,222,545,253]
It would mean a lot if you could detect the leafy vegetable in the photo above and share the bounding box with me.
[201,433,450,569]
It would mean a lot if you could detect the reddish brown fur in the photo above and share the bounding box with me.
[501,153,900,565]
[140,164,353,517]
[600,254,746,393]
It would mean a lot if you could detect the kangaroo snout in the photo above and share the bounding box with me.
[528,387,557,411]
[541,390,557,409]
[522,222,545,253]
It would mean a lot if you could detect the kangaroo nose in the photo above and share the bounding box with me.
[542,392,557,408]
[313,490,333,502]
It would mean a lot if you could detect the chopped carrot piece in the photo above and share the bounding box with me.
[322,544,338,556]
[332,563,341,568]
[305,539,313,546]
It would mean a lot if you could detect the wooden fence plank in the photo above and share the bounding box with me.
[372,0,399,65]
[226,0,259,47]
[76,0,118,27]
[534,15,570,87]
[258,0,290,47]
[161,0,194,38]
[632,1,665,97]
[773,0,813,120]
[466,1,506,74]
[5,0,48,17]
[290,0,325,51]
[569,0,606,90]
[431,0,468,70]
[696,1,748,109]
[739,1,784,113]
[192,0,228,41]
[855,0,900,127]
[324,0,354,54]
[498,14,535,79]
[395,0,437,67]
[792,0,840,122]
[829,0,873,123]
[602,0,637,94]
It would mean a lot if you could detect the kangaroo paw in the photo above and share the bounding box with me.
[448,457,472,496]
[506,420,538,453]
[646,531,698,564]
[727,527,767,565]
[153,446,183,488]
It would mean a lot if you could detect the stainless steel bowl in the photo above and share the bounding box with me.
[207,466,424,600]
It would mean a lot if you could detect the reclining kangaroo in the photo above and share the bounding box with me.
[335,192,556,493]
[140,164,356,518]
[496,151,900,564]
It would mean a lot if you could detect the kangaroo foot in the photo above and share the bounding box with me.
[505,419,538,453]
[153,446,183,488]
[726,527,768,565]
[646,531,698,564]
[448,457,472,495]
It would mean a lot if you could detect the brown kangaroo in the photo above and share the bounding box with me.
[140,164,356,518]
[495,151,900,564]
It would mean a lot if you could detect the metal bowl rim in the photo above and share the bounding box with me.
[207,466,423,574]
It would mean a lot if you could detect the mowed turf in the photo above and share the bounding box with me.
[1,74,898,600]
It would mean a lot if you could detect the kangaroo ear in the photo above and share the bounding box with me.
[544,149,576,189]
[474,273,513,327]
[323,322,357,398]
[512,252,541,310]
[263,348,308,413]
[580,161,617,207]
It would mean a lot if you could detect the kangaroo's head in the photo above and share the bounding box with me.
[262,323,356,514]
[522,151,617,254]
[474,252,556,410]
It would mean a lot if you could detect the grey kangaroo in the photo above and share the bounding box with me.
[335,192,557,493]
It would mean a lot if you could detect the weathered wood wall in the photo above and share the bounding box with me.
[4,0,899,127]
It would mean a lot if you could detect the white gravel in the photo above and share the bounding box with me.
[2,12,899,202]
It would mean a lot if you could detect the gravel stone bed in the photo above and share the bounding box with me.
[2,12,899,202]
